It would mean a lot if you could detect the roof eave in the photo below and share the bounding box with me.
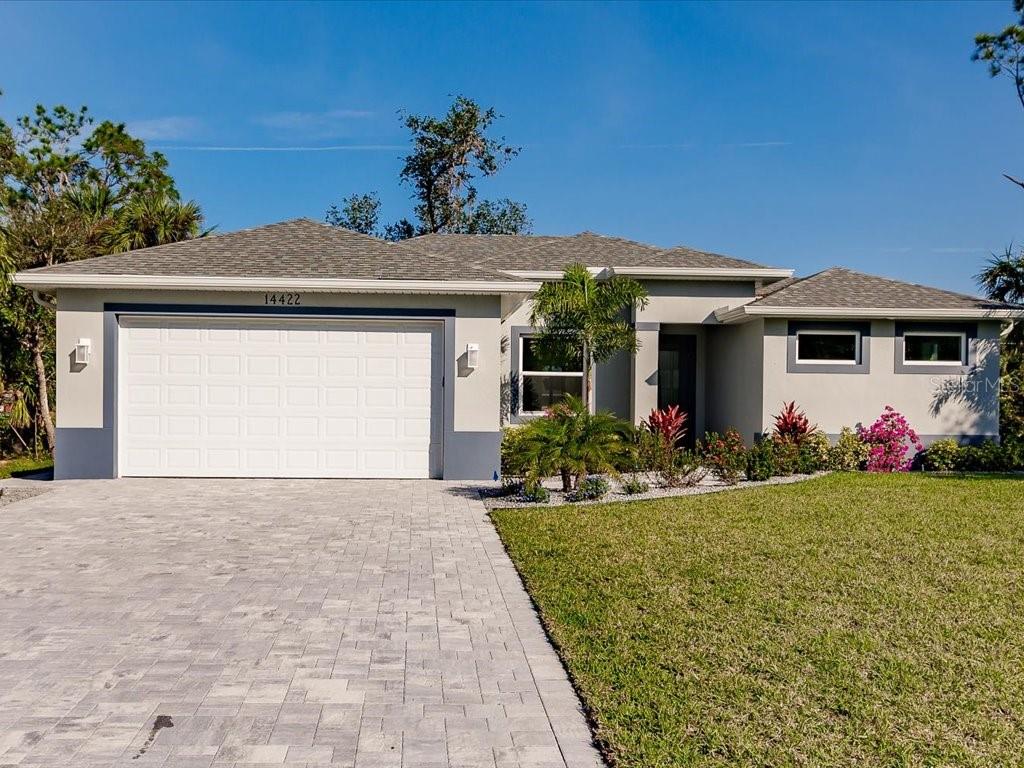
[714,304,1023,323]
[12,272,541,296]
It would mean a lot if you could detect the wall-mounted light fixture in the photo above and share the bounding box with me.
[74,338,92,366]
[465,343,480,370]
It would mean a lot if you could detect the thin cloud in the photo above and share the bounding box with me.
[253,109,375,139]
[127,116,203,141]
[152,144,405,152]
[730,141,792,148]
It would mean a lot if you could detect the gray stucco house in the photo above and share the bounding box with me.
[13,218,1021,480]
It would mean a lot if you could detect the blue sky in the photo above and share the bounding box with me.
[1,1,1022,293]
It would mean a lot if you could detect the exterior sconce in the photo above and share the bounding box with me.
[465,343,480,370]
[74,338,92,366]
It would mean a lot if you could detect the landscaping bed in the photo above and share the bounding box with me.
[482,470,826,508]
[492,473,1024,767]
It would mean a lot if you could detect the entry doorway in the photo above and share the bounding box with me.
[657,334,697,449]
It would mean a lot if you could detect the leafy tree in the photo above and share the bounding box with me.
[325,192,382,235]
[324,191,416,241]
[974,4,1024,441]
[326,95,531,237]
[974,0,1024,189]
[0,99,203,452]
[529,263,649,413]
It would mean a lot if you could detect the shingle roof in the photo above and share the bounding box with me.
[24,219,518,283]
[409,231,767,271]
[750,267,1013,311]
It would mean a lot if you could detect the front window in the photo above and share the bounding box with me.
[520,337,583,412]
[903,332,966,365]
[795,330,860,364]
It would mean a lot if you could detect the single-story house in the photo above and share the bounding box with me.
[13,218,1022,480]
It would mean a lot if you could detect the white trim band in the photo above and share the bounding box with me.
[12,272,541,295]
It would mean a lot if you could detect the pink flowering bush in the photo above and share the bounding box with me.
[857,406,924,472]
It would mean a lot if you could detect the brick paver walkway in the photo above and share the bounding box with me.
[0,479,603,768]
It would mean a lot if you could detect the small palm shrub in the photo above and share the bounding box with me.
[858,406,924,472]
[703,429,747,485]
[773,401,815,443]
[829,427,869,471]
[746,438,775,481]
[621,475,650,495]
[568,475,611,502]
[921,438,962,471]
[513,396,634,491]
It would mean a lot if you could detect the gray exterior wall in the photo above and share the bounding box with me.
[54,288,504,480]
[761,318,1002,443]
[705,319,766,442]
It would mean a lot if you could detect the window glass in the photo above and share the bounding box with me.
[905,334,963,363]
[521,337,583,373]
[796,332,858,362]
[522,375,583,412]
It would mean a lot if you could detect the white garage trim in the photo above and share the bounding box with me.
[116,315,444,478]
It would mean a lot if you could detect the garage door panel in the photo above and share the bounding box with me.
[119,316,442,478]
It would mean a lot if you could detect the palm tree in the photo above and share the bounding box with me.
[105,193,206,252]
[978,246,1024,305]
[977,246,1024,442]
[530,263,649,412]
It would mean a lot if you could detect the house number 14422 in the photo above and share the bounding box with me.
[264,292,302,305]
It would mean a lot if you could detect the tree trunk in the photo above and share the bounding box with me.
[560,467,572,493]
[31,337,56,455]
[582,353,594,414]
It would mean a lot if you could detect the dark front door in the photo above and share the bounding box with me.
[657,334,697,448]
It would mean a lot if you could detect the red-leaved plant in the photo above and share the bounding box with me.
[773,401,815,443]
[858,405,924,472]
[645,405,687,447]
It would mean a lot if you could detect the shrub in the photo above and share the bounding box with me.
[703,429,747,485]
[568,475,611,501]
[675,448,710,487]
[771,436,800,476]
[858,406,924,472]
[746,438,775,481]
[519,479,550,504]
[501,426,532,482]
[829,427,869,471]
[920,438,962,472]
[773,401,815,443]
[644,405,687,448]
[959,440,1014,472]
[514,396,635,491]
[621,475,650,495]
[798,432,830,474]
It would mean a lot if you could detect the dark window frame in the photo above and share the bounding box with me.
[786,321,872,374]
[894,322,976,375]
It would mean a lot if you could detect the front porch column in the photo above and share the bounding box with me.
[631,322,660,424]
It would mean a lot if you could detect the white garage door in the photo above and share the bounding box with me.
[118,316,443,478]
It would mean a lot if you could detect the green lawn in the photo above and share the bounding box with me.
[491,473,1024,767]
[0,454,52,478]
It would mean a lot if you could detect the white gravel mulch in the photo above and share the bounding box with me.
[481,471,830,509]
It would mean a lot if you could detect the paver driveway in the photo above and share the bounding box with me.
[0,479,603,768]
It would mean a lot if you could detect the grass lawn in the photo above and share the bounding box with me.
[0,454,53,479]
[491,473,1024,767]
